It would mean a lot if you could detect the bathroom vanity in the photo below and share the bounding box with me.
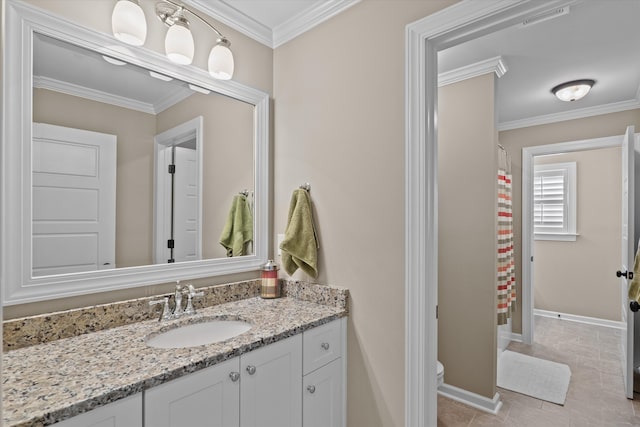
[2,281,348,427]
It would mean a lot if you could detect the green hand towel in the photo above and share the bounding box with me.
[628,244,640,302]
[219,194,253,257]
[280,189,318,277]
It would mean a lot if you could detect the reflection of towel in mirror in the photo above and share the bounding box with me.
[629,242,640,302]
[219,194,253,257]
[280,189,318,278]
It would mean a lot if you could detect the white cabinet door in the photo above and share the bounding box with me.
[145,358,240,427]
[303,358,343,427]
[240,335,302,427]
[52,394,141,427]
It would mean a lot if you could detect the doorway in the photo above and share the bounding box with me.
[153,116,203,264]
[404,1,634,425]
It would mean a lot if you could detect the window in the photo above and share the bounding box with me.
[533,162,577,241]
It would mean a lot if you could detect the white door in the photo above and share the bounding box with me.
[620,125,636,399]
[32,123,116,277]
[240,334,302,427]
[173,146,198,262]
[144,357,240,427]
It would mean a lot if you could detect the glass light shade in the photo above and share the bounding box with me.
[165,23,195,65]
[208,43,234,80]
[552,80,595,102]
[111,0,147,46]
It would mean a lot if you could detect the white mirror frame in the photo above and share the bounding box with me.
[1,0,270,305]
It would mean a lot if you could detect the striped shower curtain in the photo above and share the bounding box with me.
[497,148,516,325]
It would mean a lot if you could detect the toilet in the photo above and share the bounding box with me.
[437,361,444,387]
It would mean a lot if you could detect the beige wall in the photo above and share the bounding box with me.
[33,88,156,268]
[157,93,254,259]
[534,148,622,321]
[6,0,273,318]
[499,109,640,333]
[438,73,498,399]
[273,2,455,425]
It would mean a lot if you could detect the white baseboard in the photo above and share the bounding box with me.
[509,333,523,343]
[534,309,624,330]
[437,383,503,415]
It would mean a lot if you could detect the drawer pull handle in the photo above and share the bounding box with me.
[229,372,240,382]
[321,342,330,350]
[307,385,316,394]
[246,365,256,375]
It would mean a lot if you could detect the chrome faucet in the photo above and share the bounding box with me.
[184,284,205,315]
[173,282,185,317]
[149,282,205,321]
[149,296,172,321]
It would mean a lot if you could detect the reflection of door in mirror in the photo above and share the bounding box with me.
[32,33,255,273]
[154,117,203,264]
[32,123,116,277]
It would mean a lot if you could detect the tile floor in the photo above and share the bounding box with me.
[437,315,640,426]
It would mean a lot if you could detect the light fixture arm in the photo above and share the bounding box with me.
[159,0,227,41]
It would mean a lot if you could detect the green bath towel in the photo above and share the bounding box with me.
[628,244,640,302]
[219,194,253,257]
[280,189,318,278]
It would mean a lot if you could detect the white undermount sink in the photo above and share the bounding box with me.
[146,319,252,349]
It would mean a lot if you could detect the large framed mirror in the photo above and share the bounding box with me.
[2,0,269,305]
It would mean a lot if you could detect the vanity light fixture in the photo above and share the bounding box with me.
[111,0,235,80]
[149,70,173,81]
[102,55,127,66]
[551,79,595,102]
[111,0,147,46]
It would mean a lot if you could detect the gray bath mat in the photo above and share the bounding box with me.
[497,350,571,405]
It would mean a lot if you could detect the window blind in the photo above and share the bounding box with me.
[533,170,568,233]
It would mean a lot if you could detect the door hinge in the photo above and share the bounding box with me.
[531,256,534,262]
[167,239,175,249]
[168,164,176,174]
[436,305,438,319]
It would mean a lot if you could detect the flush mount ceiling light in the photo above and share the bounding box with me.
[111,0,235,80]
[551,79,595,102]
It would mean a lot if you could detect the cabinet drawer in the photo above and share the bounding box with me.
[303,319,342,375]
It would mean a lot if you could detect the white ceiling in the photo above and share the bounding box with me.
[439,0,640,130]
[189,0,640,130]
[34,1,640,131]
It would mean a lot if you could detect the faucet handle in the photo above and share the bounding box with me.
[187,283,204,298]
[149,296,172,321]
[184,284,204,315]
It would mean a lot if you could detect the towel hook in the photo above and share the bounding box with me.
[299,183,311,192]
[239,189,249,197]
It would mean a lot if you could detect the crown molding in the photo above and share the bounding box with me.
[187,0,273,47]
[438,56,508,87]
[33,75,193,115]
[154,87,195,113]
[33,75,156,114]
[272,0,360,48]
[498,96,640,131]
[187,0,360,48]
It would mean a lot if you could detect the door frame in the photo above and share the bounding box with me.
[521,135,623,345]
[153,116,204,264]
[404,1,576,425]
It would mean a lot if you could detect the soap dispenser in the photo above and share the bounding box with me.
[260,259,280,298]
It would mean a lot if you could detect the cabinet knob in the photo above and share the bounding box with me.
[307,385,316,394]
[229,371,240,382]
[246,365,256,375]
[321,342,330,350]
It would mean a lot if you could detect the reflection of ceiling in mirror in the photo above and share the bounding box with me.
[32,33,195,114]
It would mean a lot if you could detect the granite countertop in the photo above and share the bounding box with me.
[3,295,347,427]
